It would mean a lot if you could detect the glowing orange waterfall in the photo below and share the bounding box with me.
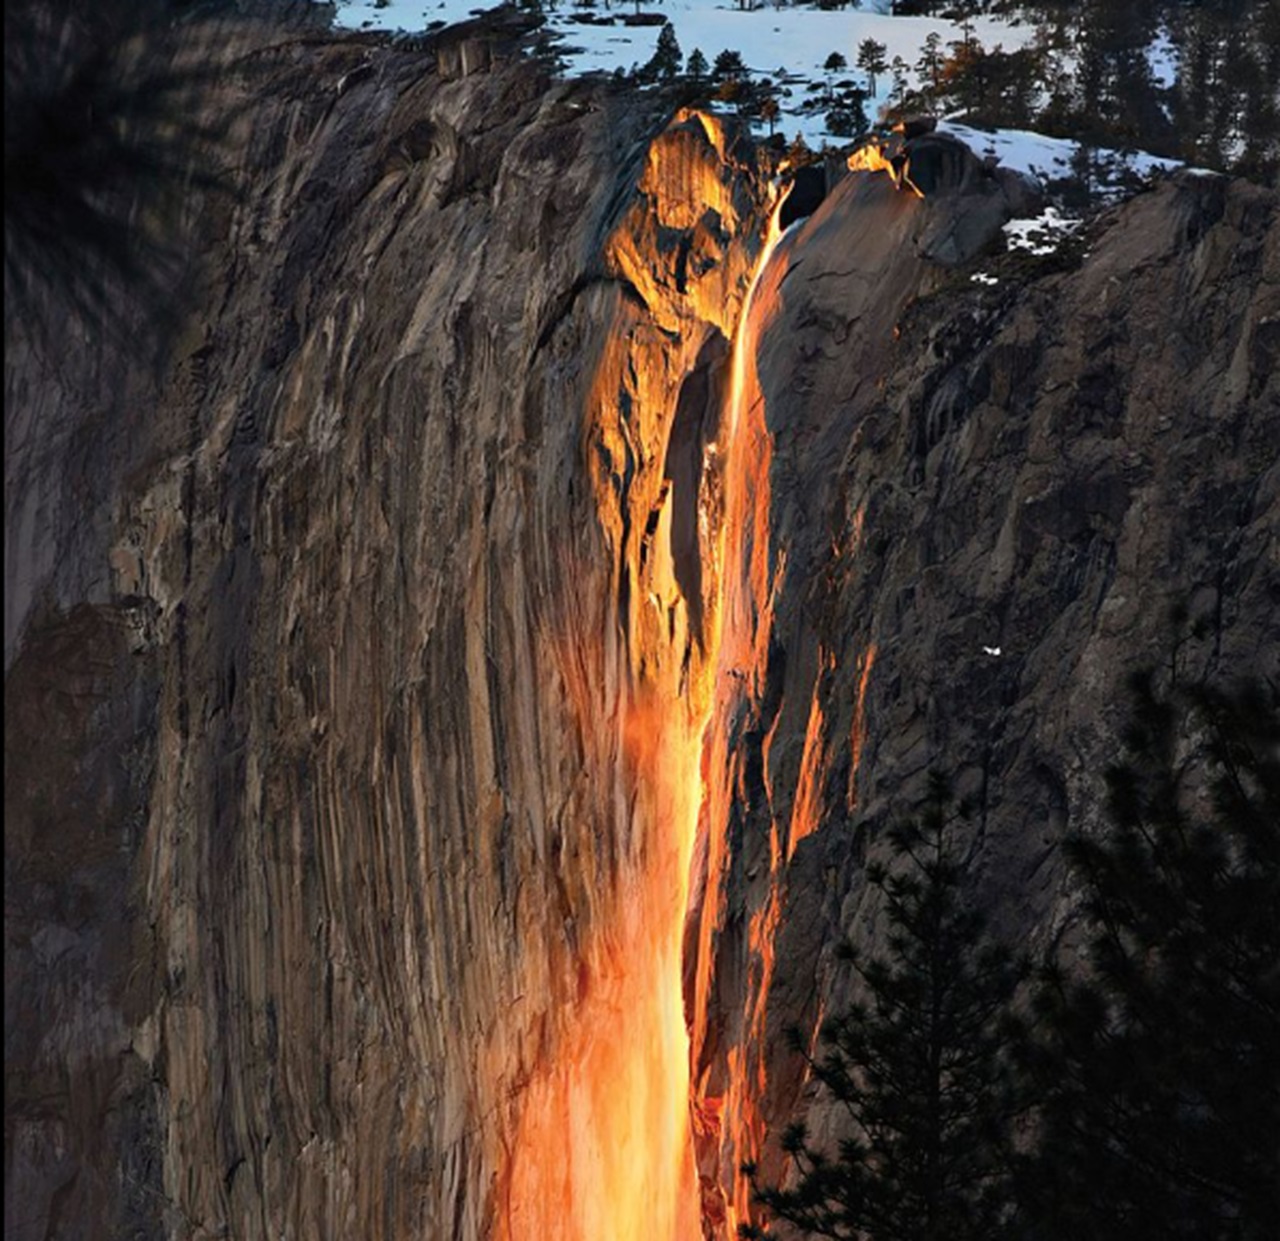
[502,696,702,1241]
[501,174,795,1241]
[688,204,795,1239]
[684,188,882,1239]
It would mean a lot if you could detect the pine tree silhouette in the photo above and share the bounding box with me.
[1018,669,1280,1240]
[742,775,1026,1241]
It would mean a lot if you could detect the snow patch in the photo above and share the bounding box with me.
[939,119,1184,197]
[1002,206,1082,256]
[939,120,1077,181]
[1003,204,1085,254]
[1148,26,1178,91]
[323,2,1190,190]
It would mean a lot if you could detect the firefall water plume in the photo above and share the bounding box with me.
[501,668,704,1239]
[503,156,835,1238]
[687,201,796,1238]
[502,186,792,1240]
[686,190,879,1237]
[689,199,788,1061]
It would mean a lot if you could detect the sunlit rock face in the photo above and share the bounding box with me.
[502,107,770,1241]
[5,18,1278,1241]
[3,27,771,1241]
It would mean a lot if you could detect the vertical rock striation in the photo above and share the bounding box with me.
[4,27,772,1240]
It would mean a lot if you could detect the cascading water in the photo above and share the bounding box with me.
[685,200,794,1239]
[502,174,794,1241]
[501,678,703,1240]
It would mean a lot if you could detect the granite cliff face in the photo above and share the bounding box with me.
[5,21,1278,1241]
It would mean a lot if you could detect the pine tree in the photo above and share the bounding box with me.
[823,51,848,105]
[785,131,814,169]
[686,46,709,82]
[761,95,780,136]
[645,22,682,80]
[856,38,888,99]
[1019,670,1280,1240]
[713,48,748,82]
[890,56,910,110]
[826,86,867,140]
[825,105,859,139]
[743,776,1026,1241]
[915,31,943,100]
[938,35,988,119]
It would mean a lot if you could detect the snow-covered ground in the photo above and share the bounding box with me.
[323,0,1187,201]
[328,0,1038,147]
[1002,205,1083,256]
[939,120,1182,188]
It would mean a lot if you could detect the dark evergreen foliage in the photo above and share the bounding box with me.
[1017,671,1280,1240]
[856,38,889,97]
[643,21,683,80]
[747,662,1279,1241]
[914,0,1279,180]
[742,776,1026,1241]
[714,48,750,81]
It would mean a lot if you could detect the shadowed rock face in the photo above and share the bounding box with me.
[902,131,979,195]
[5,21,1278,1241]
[691,164,1279,1229]
[907,134,1019,264]
[779,165,827,229]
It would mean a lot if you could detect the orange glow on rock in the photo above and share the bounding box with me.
[788,649,835,864]
[687,201,796,1239]
[503,120,882,1239]
[502,683,702,1241]
[847,645,877,813]
[685,194,882,1236]
[502,113,773,1241]
[847,141,925,198]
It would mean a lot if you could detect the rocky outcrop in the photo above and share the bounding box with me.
[5,17,1277,1241]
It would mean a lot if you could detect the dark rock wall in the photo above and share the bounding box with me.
[693,164,1279,1229]
[5,28,771,1240]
